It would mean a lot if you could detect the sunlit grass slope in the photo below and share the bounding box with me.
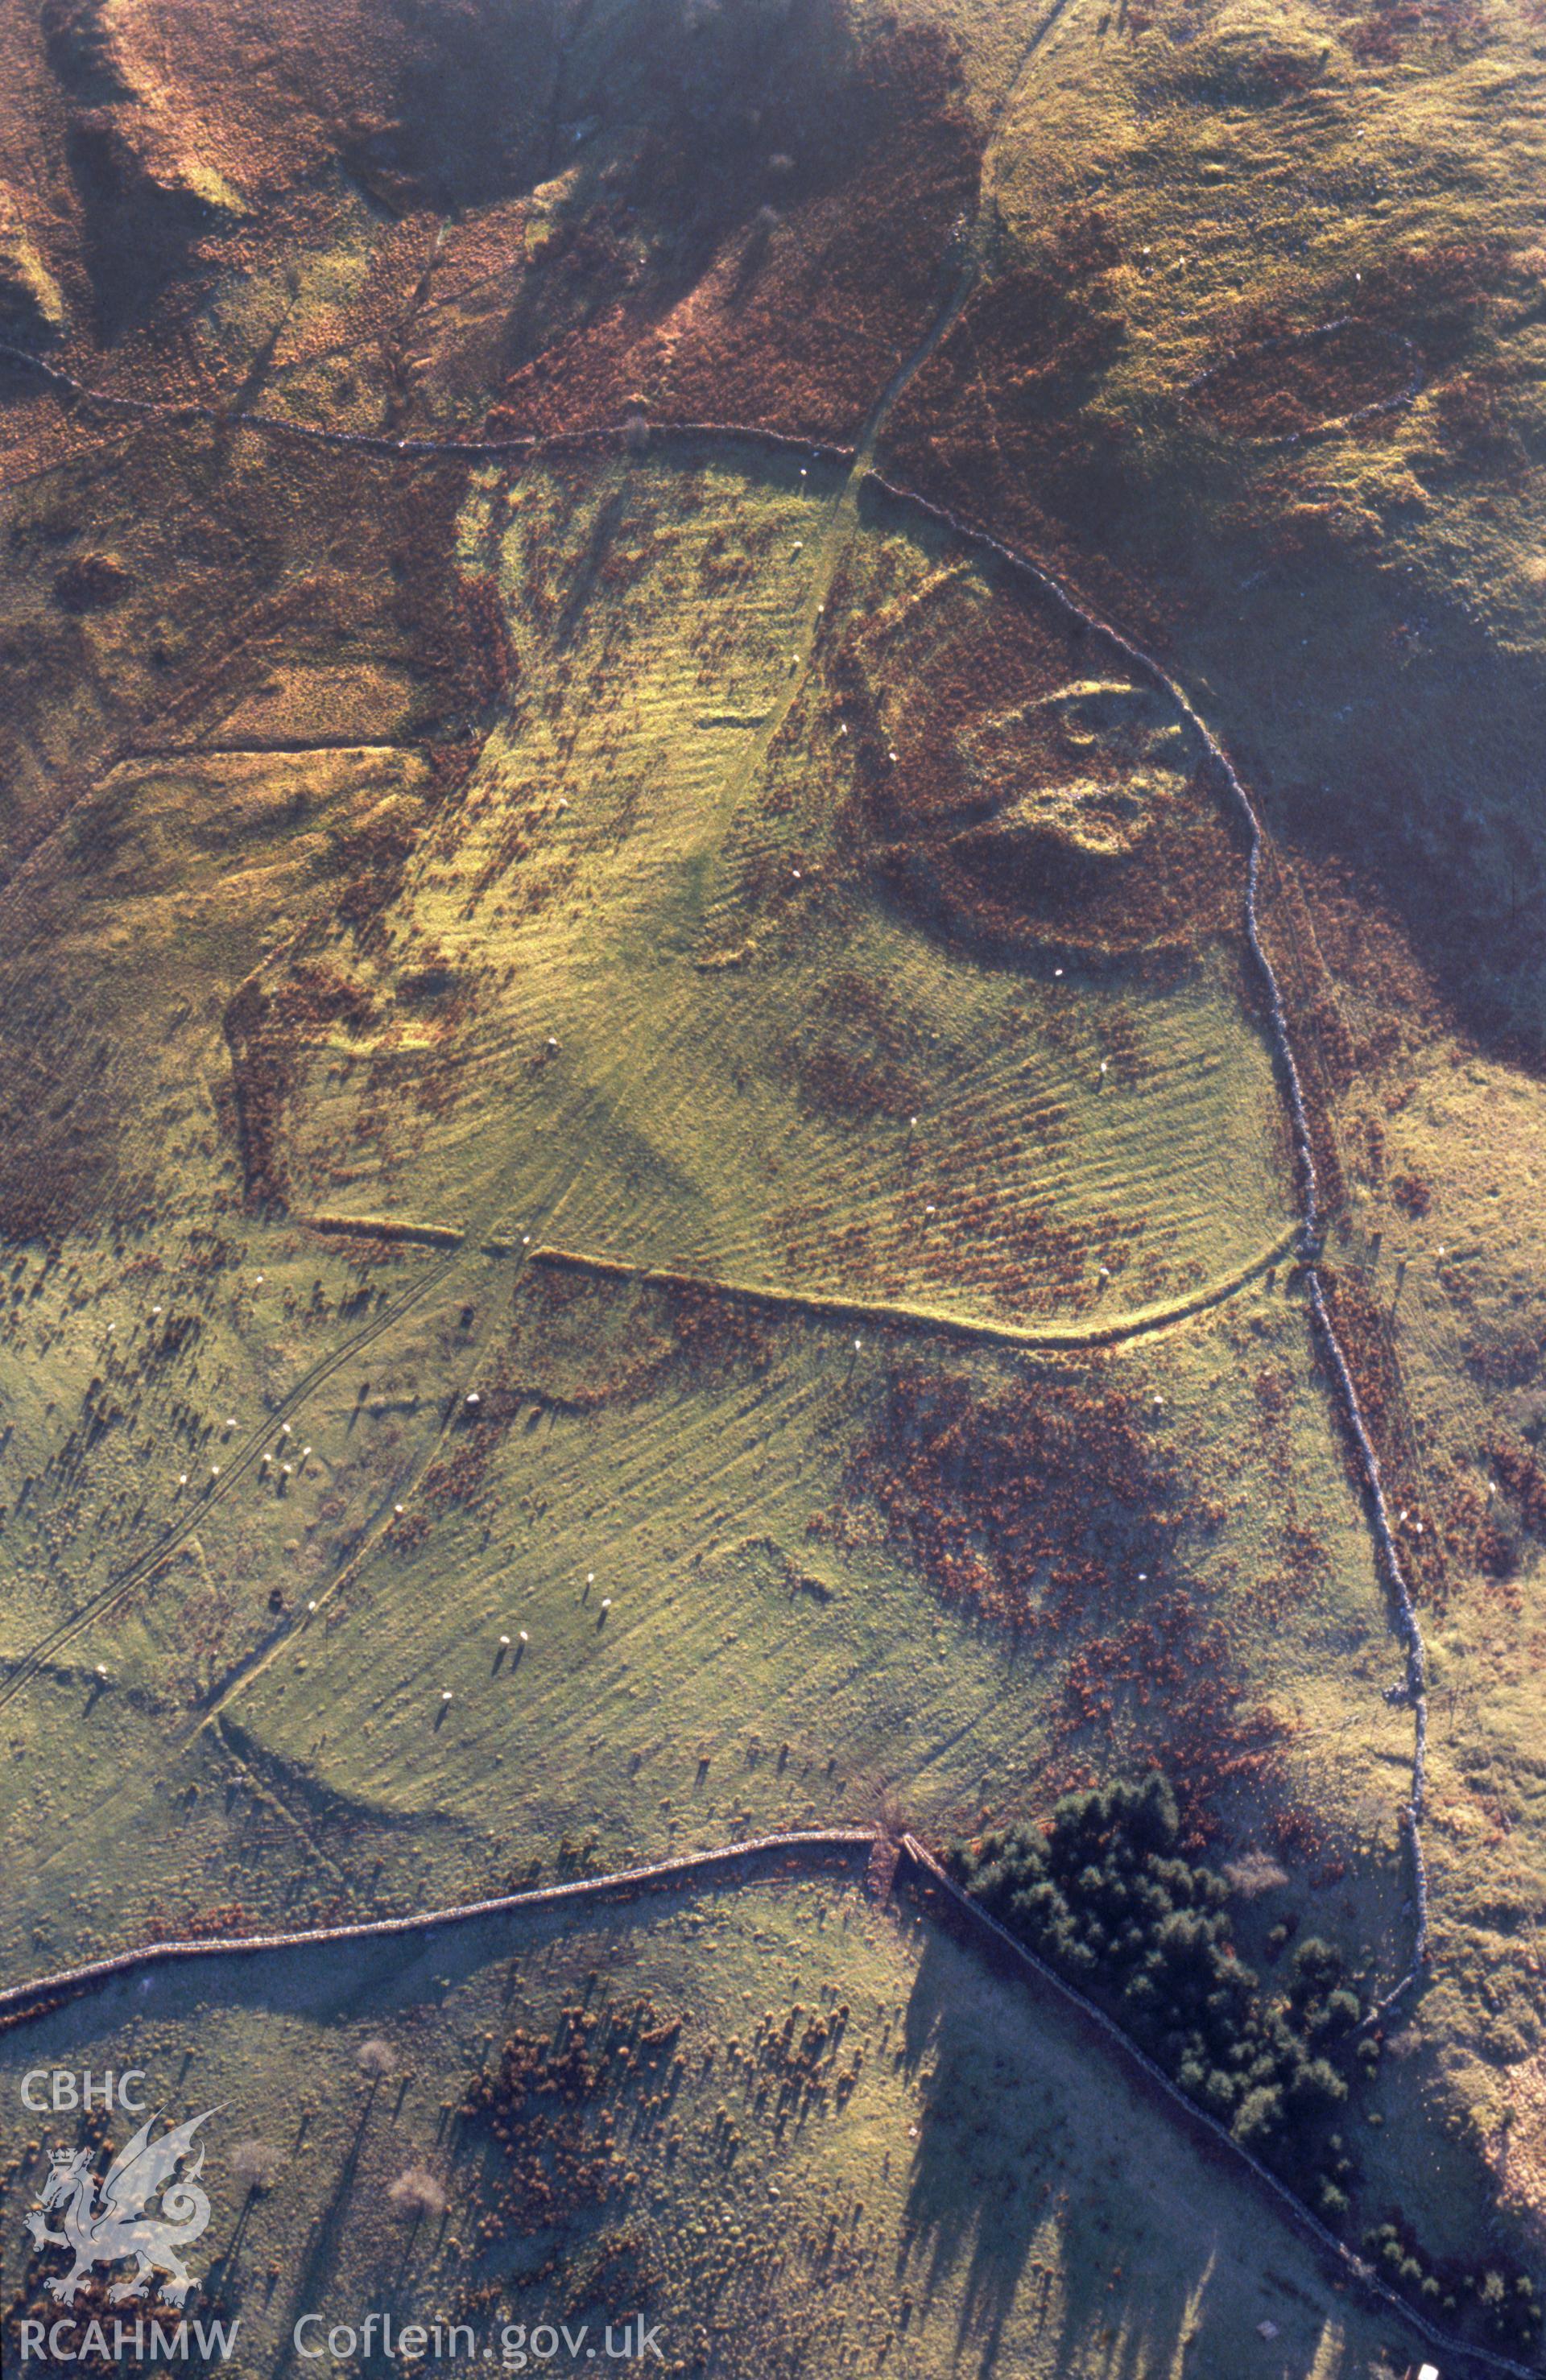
[248,448,1291,1337]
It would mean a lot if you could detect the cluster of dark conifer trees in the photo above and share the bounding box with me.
[949,1775,1542,2349]
[950,1776,1364,2215]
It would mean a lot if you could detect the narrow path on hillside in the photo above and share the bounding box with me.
[699,0,1084,862]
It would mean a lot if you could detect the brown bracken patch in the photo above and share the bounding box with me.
[883,216,1128,482]
[1186,319,1418,441]
[832,1358,1288,1828]
[485,22,980,447]
[461,1997,685,2233]
[874,214,1132,558]
[823,536,1243,961]
[1056,1592,1289,1831]
[839,1360,1180,1630]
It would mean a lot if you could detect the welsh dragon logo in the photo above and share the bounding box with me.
[26,2109,217,2308]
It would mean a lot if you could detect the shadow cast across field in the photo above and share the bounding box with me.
[895,1932,1273,2378]
[895,1946,1047,2376]
[264,2096,381,2380]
